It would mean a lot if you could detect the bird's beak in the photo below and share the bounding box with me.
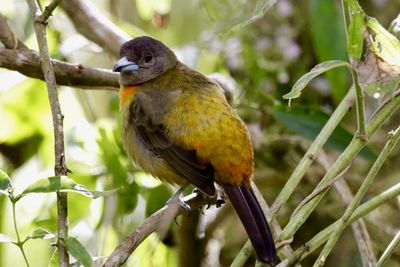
[113,56,139,72]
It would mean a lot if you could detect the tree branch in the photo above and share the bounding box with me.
[103,192,222,267]
[61,0,129,57]
[177,210,202,267]
[0,48,119,90]
[26,0,69,265]
[0,13,27,49]
[40,0,63,22]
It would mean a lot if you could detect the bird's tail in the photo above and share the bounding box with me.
[222,184,277,265]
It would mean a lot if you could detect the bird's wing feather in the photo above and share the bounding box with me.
[130,93,216,196]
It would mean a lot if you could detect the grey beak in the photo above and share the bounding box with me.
[113,56,139,72]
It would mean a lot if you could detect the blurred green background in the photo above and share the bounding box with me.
[1,0,400,266]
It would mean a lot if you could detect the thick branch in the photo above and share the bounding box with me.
[177,210,202,267]
[61,0,129,57]
[0,13,27,49]
[0,48,119,90]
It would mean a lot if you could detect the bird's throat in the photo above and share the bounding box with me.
[119,85,140,107]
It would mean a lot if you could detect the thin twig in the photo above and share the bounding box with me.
[271,87,355,216]
[290,164,351,219]
[40,0,63,22]
[314,126,400,267]
[376,230,400,267]
[279,92,400,241]
[25,0,69,266]
[318,152,376,266]
[11,199,30,267]
[284,182,400,266]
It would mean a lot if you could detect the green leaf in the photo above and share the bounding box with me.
[0,79,49,144]
[29,228,55,240]
[20,176,87,196]
[34,219,57,233]
[363,79,400,96]
[48,249,59,267]
[283,60,350,105]
[347,0,365,60]
[65,237,94,267]
[145,184,172,217]
[97,127,127,185]
[0,169,12,196]
[310,0,348,103]
[0,233,16,243]
[18,176,116,200]
[271,105,376,159]
[366,17,400,67]
[118,183,139,215]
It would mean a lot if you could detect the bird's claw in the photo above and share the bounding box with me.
[192,186,226,209]
[166,187,191,216]
[215,189,226,208]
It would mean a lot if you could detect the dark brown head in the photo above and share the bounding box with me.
[113,36,178,86]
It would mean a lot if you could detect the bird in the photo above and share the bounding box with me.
[113,36,277,264]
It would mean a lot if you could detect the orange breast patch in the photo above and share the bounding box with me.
[120,85,140,107]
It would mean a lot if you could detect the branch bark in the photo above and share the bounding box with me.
[61,0,129,57]
[103,192,221,267]
[0,48,119,90]
[0,13,27,50]
[26,0,69,266]
[177,210,202,267]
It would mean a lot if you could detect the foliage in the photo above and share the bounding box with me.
[1,0,400,266]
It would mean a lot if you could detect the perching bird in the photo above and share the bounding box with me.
[113,36,277,264]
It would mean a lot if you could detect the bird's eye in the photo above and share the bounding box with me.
[144,53,153,63]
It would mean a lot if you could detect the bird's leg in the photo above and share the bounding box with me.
[215,185,226,208]
[166,186,191,215]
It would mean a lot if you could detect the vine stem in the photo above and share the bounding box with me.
[11,199,30,267]
[279,181,400,266]
[376,230,400,267]
[314,126,400,266]
[279,92,400,241]
[271,87,355,216]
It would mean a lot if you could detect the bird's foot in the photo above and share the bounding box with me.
[215,187,226,208]
[192,186,226,212]
[166,186,191,216]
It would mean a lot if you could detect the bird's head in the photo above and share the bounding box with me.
[113,36,178,86]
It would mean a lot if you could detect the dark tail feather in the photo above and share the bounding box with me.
[222,184,277,264]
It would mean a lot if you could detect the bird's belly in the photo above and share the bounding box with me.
[122,123,188,186]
